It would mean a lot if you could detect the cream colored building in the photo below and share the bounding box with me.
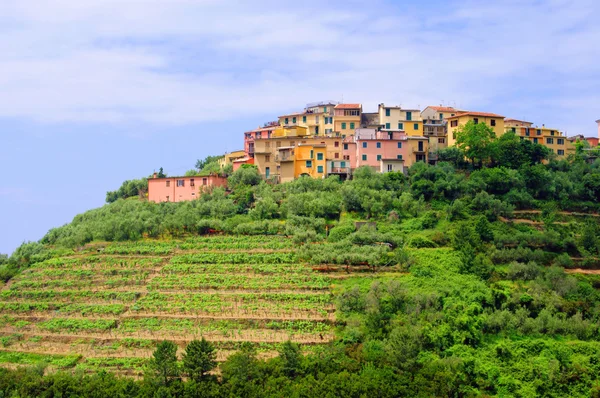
[278,101,338,136]
[377,104,423,136]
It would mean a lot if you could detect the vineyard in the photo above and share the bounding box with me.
[0,235,350,376]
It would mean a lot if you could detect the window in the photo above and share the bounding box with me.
[265,155,271,162]
[341,161,346,167]
[350,122,355,129]
[362,142,367,148]
[376,142,381,148]
[310,150,314,159]
[406,111,412,121]
[451,120,458,127]
[546,138,554,144]
[177,179,185,187]
[190,179,195,187]
[473,118,479,124]
[377,154,382,161]
[266,141,271,148]
[525,129,530,137]
[265,167,270,178]
[292,117,296,124]
[512,127,516,133]
[344,110,360,116]
[315,115,319,124]
[285,118,288,124]
[413,123,419,130]
[191,192,195,196]
[303,116,306,123]
[306,160,312,168]
[335,141,340,147]
[397,142,402,149]
[451,114,455,117]
[537,129,541,135]
[323,107,327,113]
[557,138,564,145]
[202,178,207,186]
[385,123,391,129]
[558,149,565,156]
[166,196,170,202]
[341,122,347,129]
[398,122,403,130]
[385,108,390,117]
[397,155,403,160]
[533,138,538,144]
[343,143,348,150]
[551,130,555,136]
[317,165,323,173]
[388,164,393,172]
[317,152,323,160]
[438,138,445,144]
[166,181,170,187]
[491,119,496,126]
[276,141,281,147]
[335,152,339,159]
[362,154,367,161]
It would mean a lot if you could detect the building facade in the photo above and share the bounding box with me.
[377,104,423,136]
[446,111,506,147]
[505,119,570,158]
[218,150,246,167]
[148,176,227,203]
[334,104,362,135]
[278,101,338,136]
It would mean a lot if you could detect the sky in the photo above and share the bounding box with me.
[1,0,599,254]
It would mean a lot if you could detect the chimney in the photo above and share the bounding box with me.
[153,172,158,178]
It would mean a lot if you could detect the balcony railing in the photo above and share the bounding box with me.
[413,148,426,153]
[275,155,293,162]
[329,167,350,174]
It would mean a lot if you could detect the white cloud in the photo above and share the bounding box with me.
[0,0,598,134]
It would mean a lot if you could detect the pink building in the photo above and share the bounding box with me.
[148,175,227,203]
[343,129,409,170]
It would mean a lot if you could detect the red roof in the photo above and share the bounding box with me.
[428,106,459,112]
[448,111,505,119]
[505,118,532,123]
[335,103,362,109]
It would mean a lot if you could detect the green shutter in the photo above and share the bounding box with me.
[406,111,412,121]
[414,123,418,130]
[362,154,367,161]
[303,116,306,123]
[398,123,403,130]
[377,155,381,161]
[317,165,323,173]
[350,122,355,129]
[385,123,390,129]
[342,122,346,129]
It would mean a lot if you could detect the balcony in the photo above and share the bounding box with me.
[329,167,350,174]
[275,154,294,162]
[413,148,426,154]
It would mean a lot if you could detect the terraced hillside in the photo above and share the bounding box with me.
[0,235,346,376]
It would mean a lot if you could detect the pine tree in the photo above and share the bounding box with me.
[182,338,217,382]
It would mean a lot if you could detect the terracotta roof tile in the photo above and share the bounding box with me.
[335,103,362,109]
[428,106,460,112]
[448,111,505,119]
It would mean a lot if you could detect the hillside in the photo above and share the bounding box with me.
[1,158,600,396]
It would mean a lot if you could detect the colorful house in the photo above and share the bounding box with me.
[446,111,506,147]
[278,101,338,136]
[342,129,428,172]
[148,175,227,203]
[505,120,570,158]
[377,104,423,136]
[334,104,362,135]
[218,150,246,167]
[244,124,278,159]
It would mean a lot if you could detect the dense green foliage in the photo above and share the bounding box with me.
[2,153,600,396]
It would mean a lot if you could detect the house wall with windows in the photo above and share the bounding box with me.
[278,102,337,136]
[294,144,327,179]
[377,104,423,136]
[148,176,227,203]
[507,125,570,158]
[421,106,462,121]
[597,119,600,142]
[333,104,362,134]
[446,112,506,147]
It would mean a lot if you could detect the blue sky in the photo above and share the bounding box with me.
[1,0,599,254]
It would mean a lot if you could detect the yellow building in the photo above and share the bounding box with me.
[278,102,337,136]
[218,150,246,167]
[446,111,506,147]
[253,130,343,181]
[377,104,423,136]
[333,104,362,135]
[505,119,570,158]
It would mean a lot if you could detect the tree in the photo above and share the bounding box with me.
[228,165,262,187]
[182,338,217,382]
[279,340,302,378]
[148,341,180,386]
[455,120,496,168]
[157,167,166,178]
[195,155,223,171]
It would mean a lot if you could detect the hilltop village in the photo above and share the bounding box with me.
[148,102,600,203]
